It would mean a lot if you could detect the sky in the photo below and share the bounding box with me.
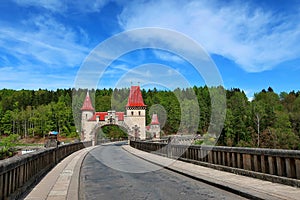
[0,0,300,99]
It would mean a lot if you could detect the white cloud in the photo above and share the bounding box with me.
[112,64,130,71]
[102,64,130,76]
[13,0,111,13]
[0,66,74,89]
[118,0,300,72]
[0,14,89,68]
[70,0,110,13]
[244,89,254,101]
[152,50,185,63]
[107,63,193,90]
[13,0,65,12]
[0,12,92,89]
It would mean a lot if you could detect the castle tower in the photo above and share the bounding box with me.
[81,91,95,142]
[150,113,161,138]
[125,86,147,140]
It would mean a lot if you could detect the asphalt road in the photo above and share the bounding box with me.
[79,142,247,200]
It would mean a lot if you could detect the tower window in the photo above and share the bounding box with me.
[86,114,88,119]
[138,111,141,116]
[131,111,134,116]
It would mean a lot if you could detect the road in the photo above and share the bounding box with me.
[80,142,247,200]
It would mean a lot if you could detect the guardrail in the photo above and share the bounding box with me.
[130,140,300,187]
[0,141,92,200]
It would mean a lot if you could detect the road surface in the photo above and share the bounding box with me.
[80,142,247,200]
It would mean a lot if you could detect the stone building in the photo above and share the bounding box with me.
[81,85,155,144]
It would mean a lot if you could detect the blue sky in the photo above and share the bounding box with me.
[0,0,300,99]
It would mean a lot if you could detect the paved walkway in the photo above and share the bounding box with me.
[23,146,97,200]
[122,145,300,200]
[23,143,300,200]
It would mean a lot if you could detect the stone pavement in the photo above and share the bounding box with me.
[123,145,300,200]
[23,145,97,200]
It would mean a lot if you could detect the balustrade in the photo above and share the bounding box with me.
[0,141,92,200]
[130,140,300,187]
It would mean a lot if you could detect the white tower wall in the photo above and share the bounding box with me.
[125,107,146,140]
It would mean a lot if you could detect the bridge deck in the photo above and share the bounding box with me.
[23,143,300,200]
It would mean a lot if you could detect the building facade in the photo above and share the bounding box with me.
[81,86,160,144]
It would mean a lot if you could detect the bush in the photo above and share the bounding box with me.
[194,139,203,145]
[194,133,216,145]
[0,134,19,159]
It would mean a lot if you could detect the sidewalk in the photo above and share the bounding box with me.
[123,145,300,200]
[23,146,97,200]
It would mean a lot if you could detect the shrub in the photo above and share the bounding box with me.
[0,134,19,159]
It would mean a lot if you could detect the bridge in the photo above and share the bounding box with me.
[1,86,300,199]
[1,140,300,200]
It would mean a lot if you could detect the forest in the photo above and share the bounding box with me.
[0,86,300,150]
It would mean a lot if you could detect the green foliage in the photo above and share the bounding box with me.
[0,134,19,159]
[195,133,216,145]
[221,88,300,149]
[0,87,300,150]
[0,134,19,147]
[194,139,203,145]
[99,125,127,139]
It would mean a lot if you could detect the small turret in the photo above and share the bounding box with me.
[81,91,94,112]
[150,113,160,138]
[81,91,95,141]
[150,113,160,125]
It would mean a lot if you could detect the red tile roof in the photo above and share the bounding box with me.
[151,113,160,125]
[126,86,146,107]
[88,112,108,121]
[81,92,94,111]
[88,112,125,121]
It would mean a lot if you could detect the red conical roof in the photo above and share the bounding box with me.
[126,86,146,107]
[81,92,94,111]
[151,113,160,125]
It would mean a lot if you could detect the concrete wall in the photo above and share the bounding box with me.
[148,124,160,138]
[0,141,92,200]
[81,121,97,142]
[124,116,146,140]
[81,110,95,142]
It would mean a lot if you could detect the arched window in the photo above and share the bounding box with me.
[138,111,141,116]
[131,111,134,116]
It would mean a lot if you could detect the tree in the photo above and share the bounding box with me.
[252,101,265,147]
[222,89,250,146]
[0,111,12,135]
[224,109,234,146]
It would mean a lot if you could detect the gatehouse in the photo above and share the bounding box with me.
[80,86,160,144]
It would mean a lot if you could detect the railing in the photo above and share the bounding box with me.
[130,140,300,187]
[0,141,92,200]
